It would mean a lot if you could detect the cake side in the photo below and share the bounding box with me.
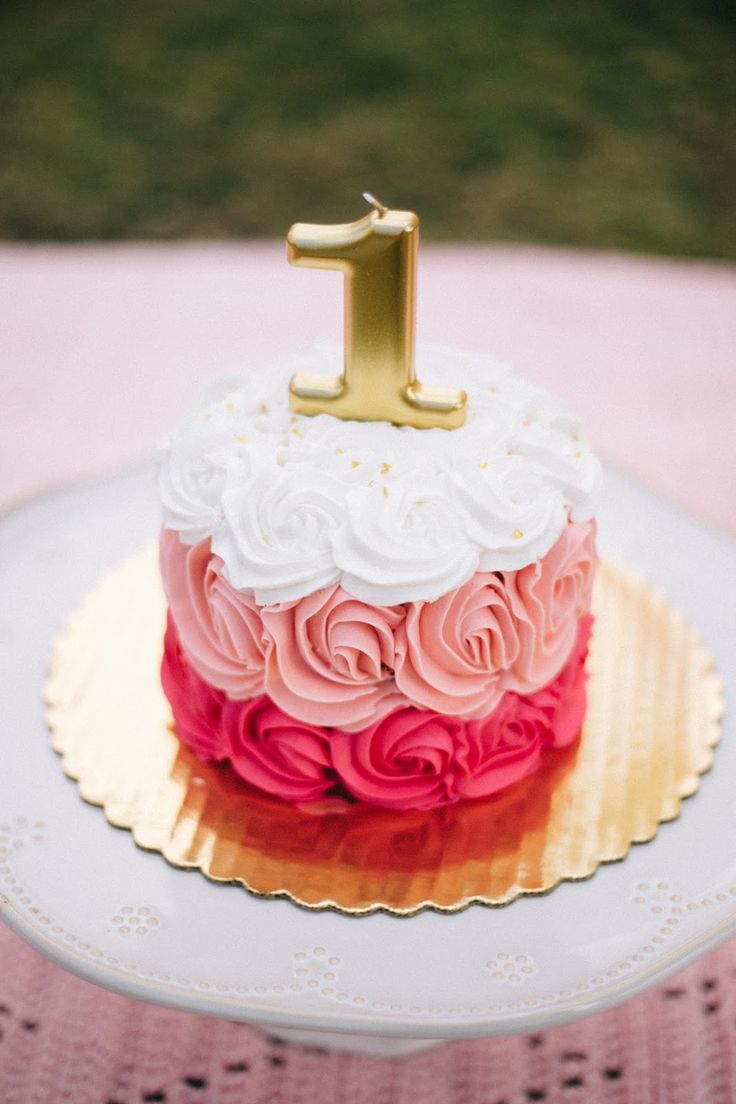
[162,610,592,811]
[157,346,601,811]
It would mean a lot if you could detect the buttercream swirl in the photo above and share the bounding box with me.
[262,587,406,729]
[160,519,596,729]
[161,613,593,810]
[393,571,520,718]
[509,517,596,694]
[215,455,346,604]
[158,344,601,605]
[160,528,268,700]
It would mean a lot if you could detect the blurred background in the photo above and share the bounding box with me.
[1,0,734,256]
[2,0,735,524]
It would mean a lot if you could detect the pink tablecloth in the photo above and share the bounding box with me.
[1,243,735,1103]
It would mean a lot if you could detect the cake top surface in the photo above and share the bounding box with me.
[158,344,601,605]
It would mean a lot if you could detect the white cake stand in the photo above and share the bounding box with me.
[0,464,733,1057]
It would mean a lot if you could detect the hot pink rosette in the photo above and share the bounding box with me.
[509,519,597,693]
[455,695,549,801]
[160,528,268,699]
[262,586,408,730]
[331,710,467,810]
[160,613,230,762]
[393,572,521,718]
[526,613,593,747]
[222,695,336,803]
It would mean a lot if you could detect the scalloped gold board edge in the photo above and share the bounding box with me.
[45,545,723,916]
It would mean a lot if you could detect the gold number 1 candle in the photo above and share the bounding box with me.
[287,195,467,429]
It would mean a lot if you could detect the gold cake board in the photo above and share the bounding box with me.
[45,545,723,917]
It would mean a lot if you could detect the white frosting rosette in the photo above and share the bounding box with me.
[332,475,480,604]
[158,344,602,605]
[214,455,346,605]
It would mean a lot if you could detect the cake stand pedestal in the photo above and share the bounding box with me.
[0,464,733,1054]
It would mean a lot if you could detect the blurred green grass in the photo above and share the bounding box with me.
[0,0,734,255]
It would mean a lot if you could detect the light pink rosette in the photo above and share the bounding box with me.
[223,695,336,803]
[161,518,596,734]
[525,613,593,747]
[262,586,408,730]
[331,710,467,810]
[393,520,596,717]
[509,520,597,693]
[393,572,521,718]
[160,528,268,699]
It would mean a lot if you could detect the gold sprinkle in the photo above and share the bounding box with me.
[575,449,583,459]
[415,497,426,505]
[513,528,524,540]
[383,486,389,497]
[259,403,269,415]
[381,462,391,474]
[506,448,514,456]
[351,460,361,468]
[335,448,345,455]
[290,426,302,437]
[224,402,235,411]
[571,430,580,442]
[479,461,488,471]
[238,434,249,443]
[262,534,271,546]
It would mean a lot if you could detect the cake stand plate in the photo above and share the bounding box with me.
[0,464,734,1055]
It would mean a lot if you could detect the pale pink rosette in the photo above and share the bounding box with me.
[262,586,408,730]
[161,519,596,733]
[525,613,593,747]
[393,520,596,717]
[223,695,335,803]
[160,528,268,699]
[393,572,521,718]
[509,520,597,693]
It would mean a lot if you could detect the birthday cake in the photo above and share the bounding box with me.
[157,341,601,811]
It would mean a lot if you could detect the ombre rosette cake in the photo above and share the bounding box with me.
[158,345,601,812]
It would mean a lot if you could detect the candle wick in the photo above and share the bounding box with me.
[362,191,388,217]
